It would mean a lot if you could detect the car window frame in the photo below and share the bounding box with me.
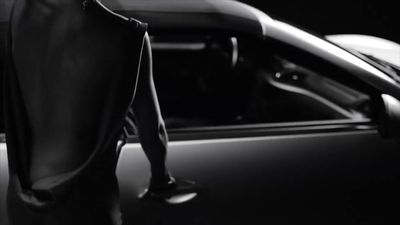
[144,34,379,140]
[0,33,382,143]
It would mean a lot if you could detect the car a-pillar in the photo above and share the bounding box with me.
[378,94,400,142]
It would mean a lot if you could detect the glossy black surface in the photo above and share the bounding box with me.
[117,131,400,225]
[2,130,400,225]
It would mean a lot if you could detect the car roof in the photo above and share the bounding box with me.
[101,0,268,37]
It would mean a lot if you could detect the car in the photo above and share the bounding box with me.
[1,0,400,224]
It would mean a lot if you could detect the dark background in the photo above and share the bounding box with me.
[1,0,400,42]
[244,0,399,43]
[0,0,399,45]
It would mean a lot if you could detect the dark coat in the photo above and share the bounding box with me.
[4,1,147,224]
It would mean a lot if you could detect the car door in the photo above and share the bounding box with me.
[116,33,400,225]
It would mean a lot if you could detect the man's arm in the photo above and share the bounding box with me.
[131,32,171,186]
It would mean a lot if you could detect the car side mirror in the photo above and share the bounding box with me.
[378,94,400,141]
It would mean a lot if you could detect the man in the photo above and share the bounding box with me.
[4,0,192,224]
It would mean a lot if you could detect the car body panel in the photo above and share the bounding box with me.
[3,130,400,224]
[0,143,7,225]
[102,0,265,37]
[119,131,400,225]
[0,131,400,225]
[326,34,400,68]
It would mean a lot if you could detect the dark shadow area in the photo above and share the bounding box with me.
[244,0,400,43]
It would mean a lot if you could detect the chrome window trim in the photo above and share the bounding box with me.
[125,118,375,142]
[0,119,374,143]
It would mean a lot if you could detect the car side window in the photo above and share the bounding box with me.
[0,34,373,135]
[151,34,371,129]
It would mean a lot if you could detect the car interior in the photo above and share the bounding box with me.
[150,34,371,129]
[0,34,372,135]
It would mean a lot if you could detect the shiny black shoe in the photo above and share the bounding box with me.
[138,177,201,204]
